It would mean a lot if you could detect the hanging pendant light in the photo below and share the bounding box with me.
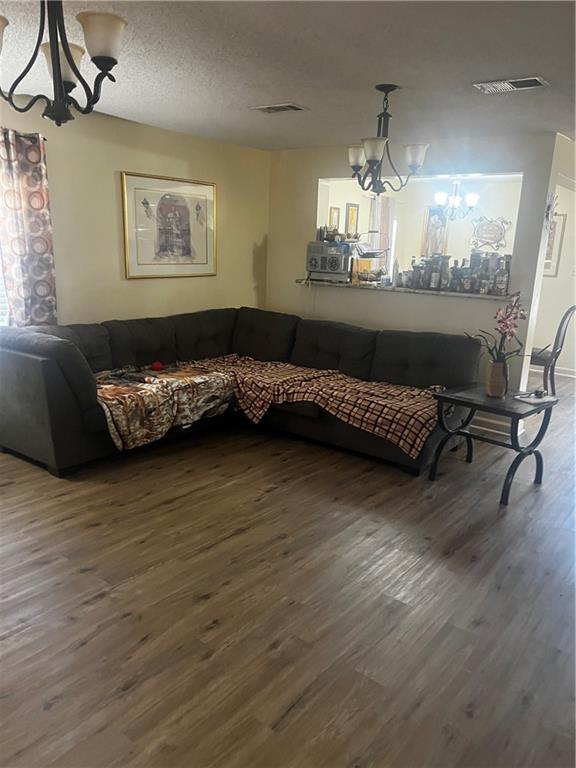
[0,1,126,126]
[434,180,480,220]
[348,84,430,196]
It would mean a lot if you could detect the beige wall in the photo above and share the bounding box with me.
[526,134,576,379]
[1,98,567,392]
[0,101,270,324]
[267,134,557,390]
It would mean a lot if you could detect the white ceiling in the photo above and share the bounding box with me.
[2,1,574,149]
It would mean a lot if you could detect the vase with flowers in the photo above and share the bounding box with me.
[468,292,527,398]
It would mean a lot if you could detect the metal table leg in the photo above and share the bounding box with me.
[429,401,476,481]
[499,411,552,506]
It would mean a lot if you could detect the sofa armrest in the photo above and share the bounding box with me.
[0,327,99,414]
[0,346,111,472]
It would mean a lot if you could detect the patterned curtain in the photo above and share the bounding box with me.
[0,128,57,325]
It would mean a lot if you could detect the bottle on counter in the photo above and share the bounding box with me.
[440,256,451,290]
[460,258,474,293]
[449,259,461,292]
[391,258,401,288]
[504,254,513,293]
[421,258,432,289]
[493,257,509,296]
[412,263,422,289]
[470,250,483,273]
[429,255,441,290]
[478,257,492,294]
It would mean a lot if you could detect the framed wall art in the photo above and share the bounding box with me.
[328,206,340,230]
[345,203,359,236]
[470,216,511,250]
[122,172,216,279]
[543,212,567,277]
[421,204,449,257]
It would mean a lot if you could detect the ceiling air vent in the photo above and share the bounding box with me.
[251,103,308,114]
[473,77,550,94]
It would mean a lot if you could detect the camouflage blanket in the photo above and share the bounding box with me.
[96,364,235,450]
[185,355,439,459]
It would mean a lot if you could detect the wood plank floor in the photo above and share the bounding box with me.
[1,376,574,768]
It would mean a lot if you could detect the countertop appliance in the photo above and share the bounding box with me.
[305,241,353,283]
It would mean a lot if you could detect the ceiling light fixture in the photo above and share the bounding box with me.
[348,84,429,196]
[434,180,480,220]
[0,1,126,126]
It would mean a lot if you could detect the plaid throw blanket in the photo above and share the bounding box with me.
[96,364,235,450]
[96,355,438,458]
[185,355,439,459]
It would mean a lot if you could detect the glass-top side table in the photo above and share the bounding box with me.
[429,386,559,506]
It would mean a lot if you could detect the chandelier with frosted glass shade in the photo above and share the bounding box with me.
[0,1,126,126]
[434,180,480,220]
[348,84,430,196]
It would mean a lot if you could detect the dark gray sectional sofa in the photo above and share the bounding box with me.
[0,307,480,476]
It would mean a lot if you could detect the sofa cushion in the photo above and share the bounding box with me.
[291,319,377,380]
[102,317,177,368]
[370,331,481,388]
[232,307,299,362]
[31,323,112,372]
[172,309,237,362]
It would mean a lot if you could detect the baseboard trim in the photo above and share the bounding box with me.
[529,366,575,379]
[470,414,513,440]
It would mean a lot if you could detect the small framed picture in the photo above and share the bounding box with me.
[328,206,340,230]
[122,171,216,279]
[422,205,449,257]
[543,213,567,277]
[345,203,359,236]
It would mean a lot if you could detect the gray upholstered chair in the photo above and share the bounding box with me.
[531,305,576,395]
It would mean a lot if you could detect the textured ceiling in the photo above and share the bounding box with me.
[1,1,574,149]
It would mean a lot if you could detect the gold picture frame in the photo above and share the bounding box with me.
[328,206,340,230]
[345,202,359,236]
[121,171,217,279]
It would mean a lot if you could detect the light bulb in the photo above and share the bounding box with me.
[434,191,448,206]
[465,192,480,208]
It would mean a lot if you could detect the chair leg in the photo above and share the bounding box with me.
[549,366,556,396]
[543,362,551,394]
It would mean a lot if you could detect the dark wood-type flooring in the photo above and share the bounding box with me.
[1,376,574,767]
